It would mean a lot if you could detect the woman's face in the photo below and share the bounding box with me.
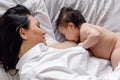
[24,15,46,45]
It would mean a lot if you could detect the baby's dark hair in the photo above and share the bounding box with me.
[56,7,86,28]
[0,4,30,72]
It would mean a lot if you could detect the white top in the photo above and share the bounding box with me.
[16,43,93,80]
[16,43,120,80]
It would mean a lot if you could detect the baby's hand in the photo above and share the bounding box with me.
[77,43,84,47]
[78,43,93,56]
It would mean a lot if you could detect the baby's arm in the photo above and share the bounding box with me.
[78,26,100,49]
[49,41,77,49]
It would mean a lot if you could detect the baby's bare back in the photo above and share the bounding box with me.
[89,25,117,59]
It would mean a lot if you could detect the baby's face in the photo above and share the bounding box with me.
[58,24,80,42]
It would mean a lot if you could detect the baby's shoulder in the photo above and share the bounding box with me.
[81,23,93,30]
[81,23,93,28]
[81,23,89,26]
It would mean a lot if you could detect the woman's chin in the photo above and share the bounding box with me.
[75,40,80,43]
[43,41,47,45]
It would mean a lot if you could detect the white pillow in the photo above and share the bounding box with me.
[45,0,120,42]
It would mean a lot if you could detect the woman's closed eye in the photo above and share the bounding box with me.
[38,25,41,28]
[36,22,41,28]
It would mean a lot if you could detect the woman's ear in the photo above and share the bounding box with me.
[19,27,28,40]
[67,22,75,29]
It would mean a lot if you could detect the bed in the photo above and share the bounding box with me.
[0,0,120,80]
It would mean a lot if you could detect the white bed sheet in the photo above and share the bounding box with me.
[0,0,58,45]
[0,0,57,80]
[0,66,19,80]
[44,0,120,79]
[1,0,120,80]
[44,0,120,42]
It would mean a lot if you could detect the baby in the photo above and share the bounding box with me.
[56,7,120,70]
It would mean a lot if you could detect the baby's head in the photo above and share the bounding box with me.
[56,7,86,42]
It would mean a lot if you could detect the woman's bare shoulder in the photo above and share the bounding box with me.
[49,41,77,49]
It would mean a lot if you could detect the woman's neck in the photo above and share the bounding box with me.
[18,42,33,58]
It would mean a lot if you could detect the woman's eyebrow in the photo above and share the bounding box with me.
[36,21,40,26]
[37,22,40,25]
[37,22,41,28]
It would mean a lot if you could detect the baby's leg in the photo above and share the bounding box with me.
[111,35,120,70]
[111,36,120,70]
[111,48,120,70]
[86,48,93,56]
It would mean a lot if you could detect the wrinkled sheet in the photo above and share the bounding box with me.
[44,0,120,42]
[0,0,58,45]
[0,0,57,80]
[0,66,19,80]
[1,0,120,80]
[44,0,120,79]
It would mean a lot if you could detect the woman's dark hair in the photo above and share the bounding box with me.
[0,4,31,72]
[56,7,86,28]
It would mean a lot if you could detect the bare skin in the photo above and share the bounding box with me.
[79,23,117,60]
[19,15,77,59]
[49,41,77,49]
[18,15,120,70]
[59,22,120,70]
[78,23,120,70]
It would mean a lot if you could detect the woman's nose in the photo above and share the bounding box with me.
[66,38,69,41]
[65,36,69,41]
[42,29,46,35]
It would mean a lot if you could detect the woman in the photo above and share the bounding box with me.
[0,4,77,73]
[0,4,33,72]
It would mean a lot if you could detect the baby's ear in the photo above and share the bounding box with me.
[67,22,75,29]
[19,27,28,40]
